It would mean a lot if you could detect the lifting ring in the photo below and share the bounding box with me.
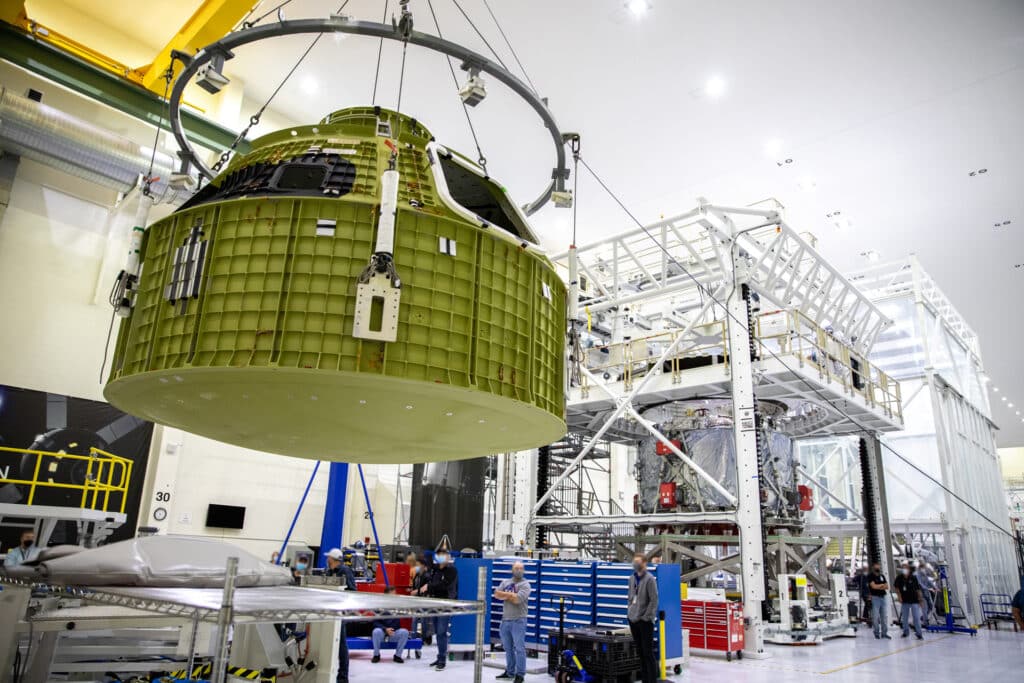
[166,16,569,215]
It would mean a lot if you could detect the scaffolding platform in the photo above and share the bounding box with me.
[568,350,902,442]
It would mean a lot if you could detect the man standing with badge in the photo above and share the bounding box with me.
[494,560,531,683]
[628,553,659,683]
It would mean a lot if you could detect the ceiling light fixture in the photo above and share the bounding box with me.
[300,75,318,94]
[1009,403,1015,408]
[994,387,999,392]
[797,176,817,191]
[705,75,727,98]
[626,0,651,15]
[861,250,880,263]
[968,168,988,176]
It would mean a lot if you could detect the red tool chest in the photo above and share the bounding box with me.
[681,600,745,660]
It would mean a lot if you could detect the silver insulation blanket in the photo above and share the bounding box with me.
[3,536,292,587]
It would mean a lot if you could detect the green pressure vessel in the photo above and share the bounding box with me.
[105,107,567,462]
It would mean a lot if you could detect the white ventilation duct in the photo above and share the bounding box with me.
[0,86,195,205]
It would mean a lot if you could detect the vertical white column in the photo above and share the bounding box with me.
[511,449,538,548]
[726,285,767,655]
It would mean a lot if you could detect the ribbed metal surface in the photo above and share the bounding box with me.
[0,86,190,204]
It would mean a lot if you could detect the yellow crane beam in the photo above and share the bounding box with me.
[0,0,26,25]
[1,1,252,96]
[138,0,254,92]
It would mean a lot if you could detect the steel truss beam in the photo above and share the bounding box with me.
[531,289,728,519]
[554,201,891,355]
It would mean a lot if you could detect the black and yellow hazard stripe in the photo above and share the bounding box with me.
[144,661,275,682]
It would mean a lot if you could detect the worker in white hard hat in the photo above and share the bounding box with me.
[325,548,357,683]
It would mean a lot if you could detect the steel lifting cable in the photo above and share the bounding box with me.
[571,136,580,245]
[213,1,353,174]
[426,0,488,169]
[142,67,175,196]
[395,42,409,113]
[480,0,538,95]
[245,0,297,28]
[575,154,1021,545]
[371,0,391,105]
[395,1,411,115]
[234,1,264,31]
[450,0,510,72]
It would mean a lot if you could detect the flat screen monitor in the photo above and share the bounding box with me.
[205,503,246,529]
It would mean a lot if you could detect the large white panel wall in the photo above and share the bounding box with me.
[0,159,121,401]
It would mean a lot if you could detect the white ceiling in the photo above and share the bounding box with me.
[35,0,1024,445]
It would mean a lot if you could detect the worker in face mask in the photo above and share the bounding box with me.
[628,553,659,683]
[411,557,433,643]
[5,530,39,568]
[868,563,891,639]
[495,561,531,683]
[894,562,924,640]
[914,562,936,626]
[420,550,458,670]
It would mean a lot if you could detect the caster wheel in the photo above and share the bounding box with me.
[726,652,732,662]
[415,651,421,659]
[674,664,682,674]
[737,651,744,660]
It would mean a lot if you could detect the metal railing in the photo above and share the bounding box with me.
[575,310,902,423]
[0,446,134,514]
[755,309,903,422]
[579,321,727,395]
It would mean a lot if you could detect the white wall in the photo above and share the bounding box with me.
[0,158,119,401]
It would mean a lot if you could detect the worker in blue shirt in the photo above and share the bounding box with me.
[1012,588,1024,632]
[4,530,39,567]
[371,587,410,663]
[326,548,357,683]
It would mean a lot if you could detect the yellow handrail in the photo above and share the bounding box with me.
[0,445,133,514]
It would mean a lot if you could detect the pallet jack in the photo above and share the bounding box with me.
[550,596,590,683]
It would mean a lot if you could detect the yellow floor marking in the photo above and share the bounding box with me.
[818,634,954,674]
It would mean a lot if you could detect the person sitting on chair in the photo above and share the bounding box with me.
[371,587,410,663]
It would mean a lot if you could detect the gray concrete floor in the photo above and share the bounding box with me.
[345,623,1024,681]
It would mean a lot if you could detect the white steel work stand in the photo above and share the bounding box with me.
[4,563,489,683]
[522,199,904,656]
